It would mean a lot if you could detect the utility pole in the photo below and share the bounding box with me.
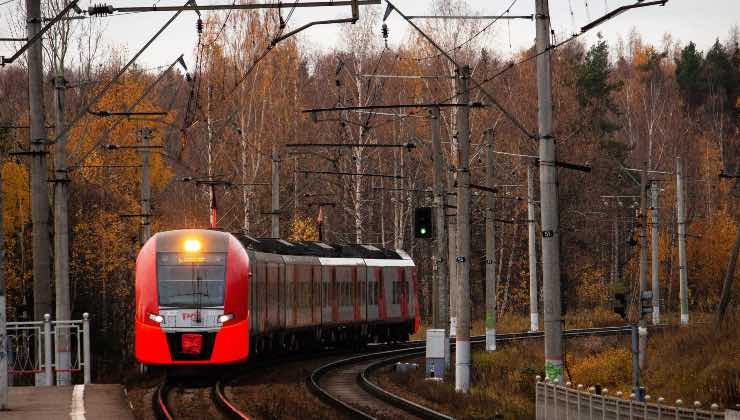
[612,216,619,286]
[53,74,71,385]
[27,0,53,329]
[140,128,152,243]
[527,162,539,332]
[454,64,472,393]
[484,128,497,351]
[650,182,660,325]
[535,0,563,384]
[1,165,7,408]
[638,166,648,369]
[430,106,448,335]
[676,156,689,325]
[272,145,280,238]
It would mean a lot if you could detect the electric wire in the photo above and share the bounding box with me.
[396,0,519,62]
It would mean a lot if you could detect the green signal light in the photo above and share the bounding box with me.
[420,228,427,235]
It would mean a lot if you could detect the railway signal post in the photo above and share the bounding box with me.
[535,0,564,384]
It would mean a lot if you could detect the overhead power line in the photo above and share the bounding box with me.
[297,170,404,179]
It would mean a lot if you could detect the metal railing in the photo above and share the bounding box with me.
[535,379,734,420]
[6,313,91,386]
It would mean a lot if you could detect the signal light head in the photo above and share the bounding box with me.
[184,239,201,253]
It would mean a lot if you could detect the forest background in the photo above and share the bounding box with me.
[0,1,738,379]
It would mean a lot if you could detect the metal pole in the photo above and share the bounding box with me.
[43,314,52,386]
[676,157,689,325]
[27,0,53,328]
[430,107,448,335]
[528,162,539,332]
[638,166,648,369]
[485,129,497,351]
[82,313,90,384]
[650,182,660,325]
[536,0,563,384]
[272,146,280,238]
[140,128,151,243]
[53,74,72,386]
[448,218,457,338]
[631,323,641,395]
[0,167,6,408]
[454,65,472,393]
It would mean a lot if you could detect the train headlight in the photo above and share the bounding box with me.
[217,313,234,324]
[184,239,201,253]
[148,313,164,324]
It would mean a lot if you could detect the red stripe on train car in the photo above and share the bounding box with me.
[377,268,386,320]
[399,267,408,319]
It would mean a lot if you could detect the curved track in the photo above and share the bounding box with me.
[153,376,250,420]
[309,325,666,420]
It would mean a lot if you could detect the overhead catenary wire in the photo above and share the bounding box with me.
[436,0,669,107]
[396,0,521,62]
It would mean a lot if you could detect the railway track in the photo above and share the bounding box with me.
[153,375,250,420]
[309,324,668,420]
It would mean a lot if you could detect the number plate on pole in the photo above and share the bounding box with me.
[542,230,554,238]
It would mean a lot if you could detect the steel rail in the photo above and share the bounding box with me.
[153,379,174,420]
[212,378,251,420]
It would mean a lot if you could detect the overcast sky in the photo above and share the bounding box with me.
[1,0,738,70]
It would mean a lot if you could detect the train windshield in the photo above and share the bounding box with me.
[157,253,226,308]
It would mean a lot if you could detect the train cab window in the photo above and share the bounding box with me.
[157,253,226,308]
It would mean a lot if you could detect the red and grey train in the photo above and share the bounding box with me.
[135,229,419,367]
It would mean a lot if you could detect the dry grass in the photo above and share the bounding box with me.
[390,313,740,417]
[568,315,740,408]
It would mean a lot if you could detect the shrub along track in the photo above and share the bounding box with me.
[310,325,670,420]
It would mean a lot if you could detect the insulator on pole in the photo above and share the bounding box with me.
[381,23,389,39]
[88,4,114,16]
[196,18,204,34]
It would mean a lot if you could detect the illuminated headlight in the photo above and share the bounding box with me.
[148,313,164,324]
[217,313,234,324]
[184,239,201,253]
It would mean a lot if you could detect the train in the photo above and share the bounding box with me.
[135,229,419,367]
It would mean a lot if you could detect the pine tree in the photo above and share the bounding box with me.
[675,41,704,109]
[576,39,622,134]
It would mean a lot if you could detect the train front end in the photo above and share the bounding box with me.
[135,229,249,367]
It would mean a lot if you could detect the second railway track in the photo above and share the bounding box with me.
[309,324,669,420]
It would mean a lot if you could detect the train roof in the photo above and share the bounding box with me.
[234,234,407,260]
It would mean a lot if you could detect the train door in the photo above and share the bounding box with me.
[321,264,332,325]
[312,265,321,325]
[384,266,400,319]
[284,261,296,329]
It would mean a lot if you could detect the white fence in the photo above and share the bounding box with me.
[535,379,736,420]
[6,313,91,386]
